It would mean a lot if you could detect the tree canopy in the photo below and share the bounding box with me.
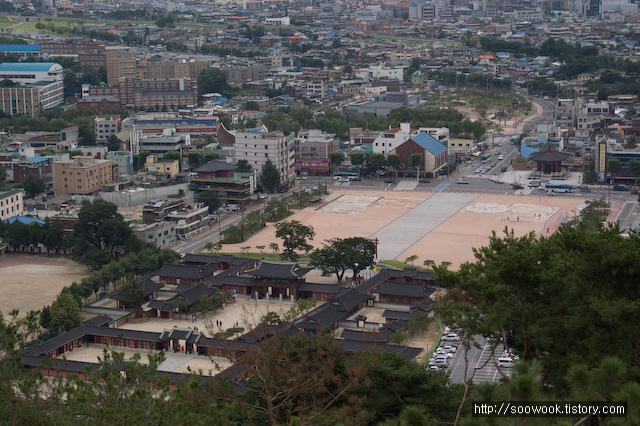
[309,237,376,283]
[260,159,281,193]
[274,220,315,261]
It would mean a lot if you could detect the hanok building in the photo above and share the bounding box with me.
[109,278,164,310]
[153,262,218,286]
[242,260,313,301]
[147,282,219,321]
[528,150,572,179]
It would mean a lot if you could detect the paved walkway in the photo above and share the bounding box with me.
[369,192,479,261]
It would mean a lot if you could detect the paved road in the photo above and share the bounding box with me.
[446,337,512,384]
[369,192,479,260]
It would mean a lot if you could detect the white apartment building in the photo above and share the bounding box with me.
[234,127,296,187]
[95,116,121,144]
[357,65,405,82]
[0,62,64,110]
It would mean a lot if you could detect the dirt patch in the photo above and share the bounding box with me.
[0,254,89,318]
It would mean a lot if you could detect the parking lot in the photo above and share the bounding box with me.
[427,330,515,384]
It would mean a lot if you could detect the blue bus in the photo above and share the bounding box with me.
[545,183,574,193]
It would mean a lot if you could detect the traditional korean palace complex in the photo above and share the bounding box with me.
[22,254,438,387]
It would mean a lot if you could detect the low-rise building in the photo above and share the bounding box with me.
[294,129,338,176]
[133,222,177,249]
[52,156,113,197]
[0,189,24,221]
[95,116,121,144]
[142,199,186,224]
[189,161,257,205]
[145,155,180,178]
[106,151,134,177]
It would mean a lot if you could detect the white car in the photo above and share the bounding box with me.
[442,333,460,341]
[441,345,457,353]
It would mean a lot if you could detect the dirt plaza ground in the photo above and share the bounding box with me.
[0,254,89,318]
[223,189,592,270]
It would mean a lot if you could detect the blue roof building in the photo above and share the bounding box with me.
[4,216,45,225]
[0,44,41,56]
[396,132,449,175]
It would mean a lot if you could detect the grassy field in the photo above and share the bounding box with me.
[0,17,16,29]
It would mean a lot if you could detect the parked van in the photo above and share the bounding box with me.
[498,357,515,368]
[528,180,541,188]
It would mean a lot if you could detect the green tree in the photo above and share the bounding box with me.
[204,240,222,253]
[196,191,221,214]
[197,292,226,317]
[274,220,315,262]
[404,254,418,266]
[349,151,365,176]
[206,331,368,426]
[629,158,640,189]
[72,198,132,258]
[608,158,622,186]
[367,152,387,177]
[236,159,252,172]
[260,159,281,193]
[203,152,220,163]
[123,233,144,255]
[198,68,230,97]
[122,279,145,317]
[269,242,279,253]
[0,164,6,187]
[329,151,345,175]
[22,174,46,199]
[50,292,81,333]
[106,134,123,151]
[187,152,203,168]
[309,237,376,283]
[387,153,401,180]
[410,153,423,181]
[162,151,181,161]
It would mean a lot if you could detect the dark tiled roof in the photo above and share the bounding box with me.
[244,260,312,280]
[375,281,436,298]
[154,262,218,280]
[382,309,412,320]
[148,299,172,311]
[410,298,436,314]
[110,278,163,301]
[339,329,387,342]
[181,253,221,265]
[83,315,113,327]
[195,161,236,173]
[23,325,162,357]
[159,327,201,343]
[172,282,218,305]
[298,282,340,294]
[528,150,571,162]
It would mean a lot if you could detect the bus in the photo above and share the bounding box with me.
[333,172,359,180]
[481,153,491,161]
[545,183,574,193]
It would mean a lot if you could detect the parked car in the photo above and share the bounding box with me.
[442,333,460,341]
[614,184,629,191]
[429,358,449,367]
[528,180,541,188]
[441,345,457,352]
[512,183,524,189]
[498,357,515,368]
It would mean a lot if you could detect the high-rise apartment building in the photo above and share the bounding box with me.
[234,128,296,187]
[105,47,137,85]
